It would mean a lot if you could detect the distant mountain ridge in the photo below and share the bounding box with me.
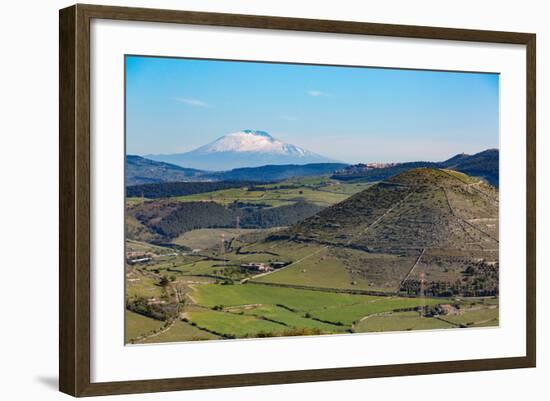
[128,145,498,187]
[333,149,499,187]
[126,155,204,186]
[146,129,336,170]
[126,156,348,187]
[206,163,348,182]
[439,149,498,186]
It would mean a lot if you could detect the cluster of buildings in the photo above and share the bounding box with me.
[334,162,399,176]
[126,251,153,265]
[240,261,289,273]
[126,250,178,265]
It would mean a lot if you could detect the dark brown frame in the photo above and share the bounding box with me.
[59,3,536,397]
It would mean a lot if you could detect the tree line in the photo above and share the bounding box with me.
[126,180,269,198]
[134,201,323,239]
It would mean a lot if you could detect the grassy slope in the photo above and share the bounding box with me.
[443,307,499,327]
[233,305,346,333]
[254,247,351,289]
[308,297,441,326]
[125,310,165,343]
[253,244,417,292]
[185,309,286,337]
[355,311,455,332]
[126,239,172,254]
[167,178,371,207]
[194,283,378,310]
[141,320,219,343]
[172,187,347,207]
[193,284,442,327]
[172,228,263,250]
[126,276,164,299]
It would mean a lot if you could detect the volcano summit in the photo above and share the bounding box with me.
[147,129,335,170]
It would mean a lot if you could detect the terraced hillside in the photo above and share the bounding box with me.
[285,168,498,253]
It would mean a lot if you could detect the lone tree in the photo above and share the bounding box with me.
[159,276,170,288]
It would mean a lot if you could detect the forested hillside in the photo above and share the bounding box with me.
[128,200,323,240]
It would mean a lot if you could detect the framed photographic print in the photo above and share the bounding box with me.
[59,4,536,397]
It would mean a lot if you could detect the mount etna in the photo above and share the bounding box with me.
[127,135,499,187]
[146,129,337,170]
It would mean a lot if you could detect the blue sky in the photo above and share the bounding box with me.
[126,55,499,163]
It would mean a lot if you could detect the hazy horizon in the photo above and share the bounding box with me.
[126,56,499,164]
[129,141,497,166]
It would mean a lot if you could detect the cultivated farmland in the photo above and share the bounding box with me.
[124,168,499,343]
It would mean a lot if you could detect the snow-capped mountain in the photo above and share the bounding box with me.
[147,130,336,171]
[195,130,311,155]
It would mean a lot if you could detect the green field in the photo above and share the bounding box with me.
[179,261,233,277]
[443,307,499,327]
[355,311,455,332]
[172,228,263,250]
[254,247,351,288]
[240,305,345,332]
[134,253,204,274]
[126,239,171,254]
[253,244,417,292]
[140,320,219,343]
[125,177,372,210]
[125,310,165,343]
[169,178,372,208]
[308,297,442,326]
[185,309,287,338]
[234,239,317,260]
[125,232,499,342]
[172,187,344,207]
[126,276,164,299]
[126,197,150,206]
[182,240,328,273]
[192,283,443,329]
[194,283,378,310]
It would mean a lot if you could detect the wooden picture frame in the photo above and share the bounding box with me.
[59,3,536,397]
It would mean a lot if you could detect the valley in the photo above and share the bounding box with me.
[125,166,499,344]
